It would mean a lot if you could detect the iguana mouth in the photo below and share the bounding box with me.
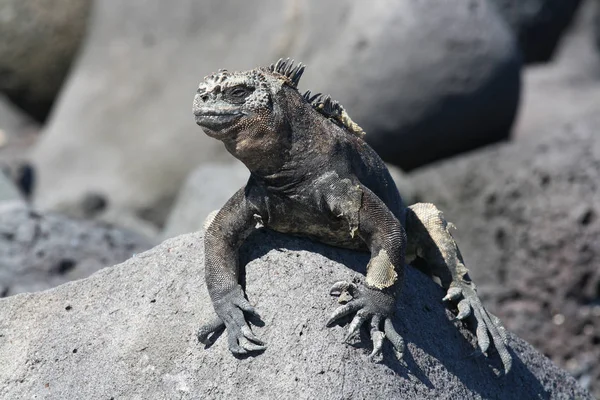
[194,109,244,132]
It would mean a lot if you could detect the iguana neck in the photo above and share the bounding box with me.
[225,88,332,189]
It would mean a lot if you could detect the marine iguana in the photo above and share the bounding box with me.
[193,58,512,372]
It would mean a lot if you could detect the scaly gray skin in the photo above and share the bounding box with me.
[192,59,512,372]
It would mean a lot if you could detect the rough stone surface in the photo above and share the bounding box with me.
[410,115,600,397]
[298,0,521,170]
[32,0,520,225]
[0,208,153,298]
[490,0,582,64]
[0,230,591,399]
[0,0,92,120]
[161,162,416,240]
[513,0,600,140]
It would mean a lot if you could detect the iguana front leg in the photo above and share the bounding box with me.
[197,188,266,354]
[324,182,407,360]
[405,203,512,373]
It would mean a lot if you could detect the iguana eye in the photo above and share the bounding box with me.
[230,87,249,98]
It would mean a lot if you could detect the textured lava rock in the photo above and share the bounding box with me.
[0,230,591,399]
[513,0,600,140]
[410,114,600,397]
[0,208,153,297]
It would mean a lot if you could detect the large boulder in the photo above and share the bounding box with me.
[299,0,521,171]
[0,207,153,298]
[490,0,582,64]
[595,0,600,52]
[32,0,520,225]
[409,114,600,397]
[0,0,92,121]
[0,169,25,212]
[513,0,600,140]
[0,230,591,399]
[0,94,38,146]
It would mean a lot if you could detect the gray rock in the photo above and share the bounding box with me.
[0,94,36,138]
[0,230,591,399]
[410,114,600,397]
[490,0,582,64]
[162,162,249,240]
[296,0,521,170]
[0,95,39,199]
[0,169,24,212]
[0,94,39,162]
[596,0,600,52]
[513,0,600,140]
[0,0,92,120]
[0,208,153,298]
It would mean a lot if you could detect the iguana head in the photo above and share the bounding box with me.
[193,59,364,172]
[193,60,304,141]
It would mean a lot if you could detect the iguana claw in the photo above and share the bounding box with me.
[198,286,265,354]
[327,281,404,361]
[443,281,511,373]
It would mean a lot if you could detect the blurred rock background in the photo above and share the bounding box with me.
[0,0,598,396]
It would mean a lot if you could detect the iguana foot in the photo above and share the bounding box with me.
[197,286,266,354]
[443,281,512,373]
[326,281,404,360]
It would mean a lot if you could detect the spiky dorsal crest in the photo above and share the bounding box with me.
[269,58,305,88]
[302,91,366,138]
[268,58,365,138]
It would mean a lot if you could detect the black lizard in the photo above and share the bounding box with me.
[193,59,512,372]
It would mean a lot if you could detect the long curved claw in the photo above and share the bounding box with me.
[200,286,266,355]
[238,337,267,352]
[241,326,265,345]
[197,316,225,344]
[443,286,462,302]
[490,313,509,345]
[329,280,354,296]
[384,318,404,359]
[345,310,369,342]
[472,306,491,353]
[326,300,364,327]
[444,283,512,373]
[328,280,404,362]
[368,316,385,360]
[456,299,472,320]
[235,297,261,319]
